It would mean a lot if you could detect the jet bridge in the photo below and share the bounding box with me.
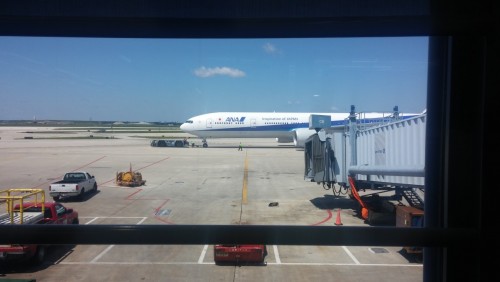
[304,106,426,223]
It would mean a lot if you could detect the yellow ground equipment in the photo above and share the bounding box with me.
[0,189,46,224]
[116,164,146,187]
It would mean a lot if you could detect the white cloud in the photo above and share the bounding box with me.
[263,43,279,54]
[194,66,245,78]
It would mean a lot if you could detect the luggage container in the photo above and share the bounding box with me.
[396,205,424,260]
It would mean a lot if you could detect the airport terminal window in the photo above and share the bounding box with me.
[0,1,492,281]
[1,34,431,280]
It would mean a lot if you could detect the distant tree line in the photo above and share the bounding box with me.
[0,120,183,127]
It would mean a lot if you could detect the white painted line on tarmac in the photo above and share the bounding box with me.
[61,261,206,265]
[267,263,422,267]
[82,216,148,224]
[88,217,147,263]
[198,245,209,264]
[91,245,115,263]
[85,217,99,224]
[59,261,422,267]
[80,216,147,219]
[136,217,147,224]
[273,245,281,264]
[342,246,361,264]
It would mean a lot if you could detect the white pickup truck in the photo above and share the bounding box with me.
[49,171,97,201]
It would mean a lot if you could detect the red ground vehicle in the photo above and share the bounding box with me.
[213,244,267,265]
[0,189,79,264]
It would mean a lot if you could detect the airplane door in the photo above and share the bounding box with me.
[251,119,256,128]
[206,119,213,128]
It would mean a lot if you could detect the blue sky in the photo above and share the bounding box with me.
[0,37,428,123]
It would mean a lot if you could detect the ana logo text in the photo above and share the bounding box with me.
[225,117,246,122]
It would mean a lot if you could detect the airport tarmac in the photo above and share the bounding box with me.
[0,127,422,281]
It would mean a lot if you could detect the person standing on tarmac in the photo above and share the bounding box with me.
[238,142,243,151]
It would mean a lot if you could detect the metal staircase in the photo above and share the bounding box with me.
[402,188,424,209]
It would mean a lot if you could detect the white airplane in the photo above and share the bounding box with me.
[180,107,420,148]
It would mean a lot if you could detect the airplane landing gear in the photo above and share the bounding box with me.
[202,139,208,148]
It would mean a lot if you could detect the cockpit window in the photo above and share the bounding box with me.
[185,120,193,124]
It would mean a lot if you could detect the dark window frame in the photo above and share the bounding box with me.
[0,1,495,281]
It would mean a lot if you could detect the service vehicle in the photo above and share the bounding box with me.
[151,139,188,147]
[49,171,97,201]
[213,244,267,265]
[0,188,79,264]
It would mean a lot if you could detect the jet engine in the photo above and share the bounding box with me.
[293,128,318,147]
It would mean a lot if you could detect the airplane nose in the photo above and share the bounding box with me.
[180,124,186,130]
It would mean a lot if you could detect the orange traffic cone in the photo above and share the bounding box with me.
[335,208,343,226]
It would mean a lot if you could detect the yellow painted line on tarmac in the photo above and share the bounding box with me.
[242,151,248,205]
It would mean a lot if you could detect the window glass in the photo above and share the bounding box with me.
[0,36,428,281]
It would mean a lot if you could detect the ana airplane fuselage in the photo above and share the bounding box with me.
[180,111,418,147]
